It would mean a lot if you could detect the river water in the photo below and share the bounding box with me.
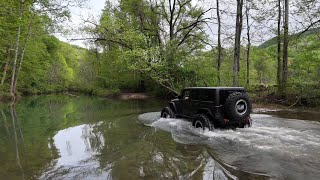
[0,95,319,180]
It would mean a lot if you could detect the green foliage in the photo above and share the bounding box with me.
[259,27,320,48]
[0,0,319,105]
[251,47,276,84]
[15,36,82,94]
[92,88,120,97]
[85,0,209,94]
[289,35,320,85]
[0,84,11,101]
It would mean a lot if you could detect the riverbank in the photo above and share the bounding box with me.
[247,85,320,109]
[0,87,122,102]
[1,85,320,111]
[252,102,320,121]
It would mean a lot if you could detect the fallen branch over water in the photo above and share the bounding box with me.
[288,96,301,109]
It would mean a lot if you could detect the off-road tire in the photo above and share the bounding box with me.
[192,114,214,131]
[225,92,252,122]
[161,107,175,118]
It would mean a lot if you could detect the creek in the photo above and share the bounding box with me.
[0,95,319,179]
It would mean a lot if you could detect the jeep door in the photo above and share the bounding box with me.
[181,89,199,118]
[181,90,192,117]
[198,89,215,112]
[189,90,201,117]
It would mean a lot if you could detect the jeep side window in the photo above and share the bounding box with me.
[191,90,199,100]
[199,89,214,101]
[182,90,190,100]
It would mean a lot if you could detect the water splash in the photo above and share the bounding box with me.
[138,112,320,179]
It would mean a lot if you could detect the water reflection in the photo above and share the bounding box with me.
[11,105,25,180]
[0,105,26,180]
[40,117,233,180]
[4,95,318,179]
[40,123,110,180]
[0,95,249,179]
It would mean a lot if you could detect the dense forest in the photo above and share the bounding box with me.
[0,0,320,106]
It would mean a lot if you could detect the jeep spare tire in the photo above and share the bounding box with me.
[161,107,175,118]
[225,92,251,121]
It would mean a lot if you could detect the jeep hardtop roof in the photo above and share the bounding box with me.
[184,87,245,91]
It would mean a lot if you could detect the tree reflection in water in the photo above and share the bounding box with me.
[0,106,26,180]
[41,121,232,180]
[39,123,110,180]
[0,95,233,179]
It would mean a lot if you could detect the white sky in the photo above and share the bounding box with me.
[56,0,316,49]
[56,0,105,48]
[57,0,236,48]
[56,0,269,49]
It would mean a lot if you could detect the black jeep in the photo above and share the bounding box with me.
[161,87,252,130]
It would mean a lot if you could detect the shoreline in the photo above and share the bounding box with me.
[1,91,320,112]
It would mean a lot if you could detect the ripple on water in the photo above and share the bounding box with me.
[138,112,320,180]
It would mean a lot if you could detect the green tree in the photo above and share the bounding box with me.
[84,0,211,94]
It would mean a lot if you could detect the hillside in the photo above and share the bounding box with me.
[259,27,320,48]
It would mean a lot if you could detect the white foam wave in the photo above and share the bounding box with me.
[140,112,320,161]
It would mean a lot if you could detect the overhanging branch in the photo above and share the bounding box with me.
[297,19,320,38]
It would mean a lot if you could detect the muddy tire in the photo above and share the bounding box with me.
[192,114,214,131]
[161,107,175,118]
[225,92,252,122]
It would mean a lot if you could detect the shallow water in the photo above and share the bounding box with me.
[0,95,319,179]
[140,112,320,179]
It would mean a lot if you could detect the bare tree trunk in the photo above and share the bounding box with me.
[10,0,23,101]
[245,4,250,86]
[216,0,222,85]
[167,0,176,77]
[169,0,176,41]
[233,0,244,87]
[282,0,289,93]
[13,22,32,91]
[277,0,282,93]
[1,48,10,85]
